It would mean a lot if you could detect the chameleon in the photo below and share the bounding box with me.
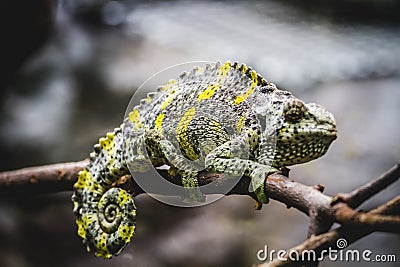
[72,61,337,258]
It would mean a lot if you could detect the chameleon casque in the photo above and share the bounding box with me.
[72,61,337,258]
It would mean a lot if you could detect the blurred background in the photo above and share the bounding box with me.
[0,0,399,266]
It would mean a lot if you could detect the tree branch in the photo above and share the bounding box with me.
[0,160,89,197]
[259,196,400,267]
[332,202,400,233]
[0,161,332,218]
[303,162,400,266]
[0,159,399,267]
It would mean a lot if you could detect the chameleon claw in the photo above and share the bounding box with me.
[250,187,269,210]
[254,201,263,210]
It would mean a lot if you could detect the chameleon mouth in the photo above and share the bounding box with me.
[300,121,337,139]
[280,123,337,143]
[317,124,337,140]
[315,126,337,138]
[305,129,337,145]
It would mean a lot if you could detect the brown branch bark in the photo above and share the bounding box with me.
[259,196,400,267]
[0,161,332,217]
[1,161,399,224]
[0,159,399,267]
[301,161,400,267]
[332,202,400,233]
[0,160,89,197]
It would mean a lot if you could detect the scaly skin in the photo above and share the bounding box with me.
[72,61,337,258]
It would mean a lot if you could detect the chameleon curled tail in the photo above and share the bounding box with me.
[72,127,136,259]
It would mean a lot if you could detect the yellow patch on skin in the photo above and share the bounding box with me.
[198,82,220,102]
[74,170,89,190]
[176,107,198,160]
[118,225,135,242]
[99,132,115,157]
[128,108,143,129]
[76,219,86,239]
[95,232,111,258]
[160,79,176,91]
[233,70,258,105]
[155,113,165,133]
[219,61,231,81]
[241,64,247,74]
[75,169,92,189]
[99,133,114,150]
[236,116,245,132]
[74,169,104,194]
[106,132,114,139]
[128,108,140,123]
[161,92,175,110]
[118,189,131,205]
[76,213,94,240]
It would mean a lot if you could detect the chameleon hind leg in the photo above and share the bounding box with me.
[169,167,206,202]
[144,129,206,202]
[205,133,275,205]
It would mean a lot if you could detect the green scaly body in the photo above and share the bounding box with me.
[72,61,337,258]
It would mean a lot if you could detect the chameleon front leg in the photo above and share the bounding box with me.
[251,133,280,207]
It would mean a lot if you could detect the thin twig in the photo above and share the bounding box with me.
[332,162,400,208]
[259,196,400,267]
[332,202,400,233]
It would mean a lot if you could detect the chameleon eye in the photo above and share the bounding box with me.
[283,99,307,123]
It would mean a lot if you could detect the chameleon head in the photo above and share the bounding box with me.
[272,98,337,167]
